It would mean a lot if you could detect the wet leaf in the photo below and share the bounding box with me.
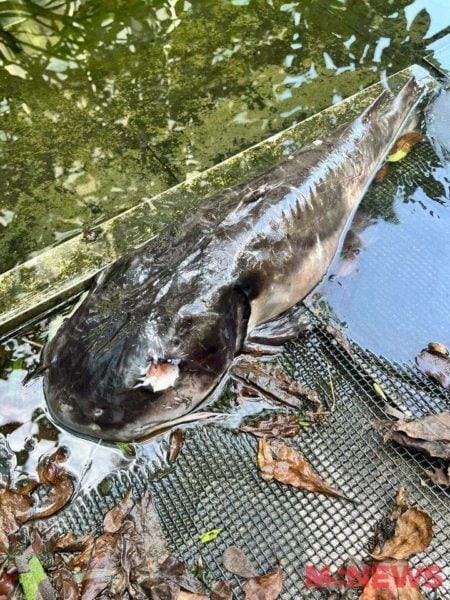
[0,564,18,598]
[18,555,48,600]
[257,439,351,501]
[384,411,450,460]
[52,531,95,553]
[211,579,233,600]
[79,532,121,599]
[159,557,208,595]
[416,349,450,390]
[371,507,432,561]
[28,447,74,520]
[0,489,33,552]
[198,529,222,544]
[243,566,282,600]
[240,415,299,439]
[115,441,136,457]
[231,355,322,413]
[370,489,432,562]
[103,489,134,533]
[52,560,79,600]
[425,465,450,487]
[375,162,389,183]
[178,593,209,600]
[168,429,185,464]
[387,132,422,162]
[222,546,259,579]
[373,383,387,401]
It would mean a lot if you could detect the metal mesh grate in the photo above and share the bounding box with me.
[49,311,450,599]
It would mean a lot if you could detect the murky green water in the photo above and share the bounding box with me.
[1,0,449,273]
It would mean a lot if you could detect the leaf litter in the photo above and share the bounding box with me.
[358,487,432,600]
[257,439,353,502]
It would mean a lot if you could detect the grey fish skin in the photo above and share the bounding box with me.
[43,77,424,441]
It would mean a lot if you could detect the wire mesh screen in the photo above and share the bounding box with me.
[50,310,450,599]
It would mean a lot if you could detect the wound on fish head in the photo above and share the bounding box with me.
[134,360,181,392]
[43,283,249,441]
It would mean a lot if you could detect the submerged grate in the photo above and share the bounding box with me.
[49,311,450,599]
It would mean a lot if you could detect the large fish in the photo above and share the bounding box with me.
[43,77,424,441]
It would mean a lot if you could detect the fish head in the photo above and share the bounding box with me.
[43,287,248,441]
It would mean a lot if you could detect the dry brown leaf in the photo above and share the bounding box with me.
[370,507,432,561]
[160,557,208,595]
[103,489,134,533]
[425,465,450,487]
[258,439,351,501]
[243,566,282,600]
[416,349,450,390]
[384,412,450,460]
[211,580,233,600]
[178,593,209,600]
[222,546,259,579]
[52,531,95,553]
[168,429,185,464]
[240,415,299,439]
[375,163,389,183]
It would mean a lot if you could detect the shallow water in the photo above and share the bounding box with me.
[1,0,449,272]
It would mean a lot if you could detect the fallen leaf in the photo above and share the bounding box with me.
[371,508,432,561]
[123,490,170,584]
[168,429,185,464]
[384,412,450,460]
[375,163,389,183]
[198,529,222,544]
[222,546,259,579]
[52,531,95,553]
[240,415,299,439]
[103,489,134,533]
[231,355,322,413]
[387,132,422,162]
[28,447,74,521]
[79,532,121,599]
[0,564,18,599]
[178,593,209,600]
[211,580,233,600]
[416,349,450,390]
[373,383,387,402]
[359,561,426,599]
[258,440,351,501]
[0,490,33,552]
[425,465,450,487]
[243,566,282,600]
[115,441,136,457]
[159,557,208,595]
[370,488,432,562]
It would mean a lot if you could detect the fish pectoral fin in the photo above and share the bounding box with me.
[244,303,313,351]
[230,354,323,416]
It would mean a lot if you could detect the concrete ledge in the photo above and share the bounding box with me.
[0,64,436,336]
